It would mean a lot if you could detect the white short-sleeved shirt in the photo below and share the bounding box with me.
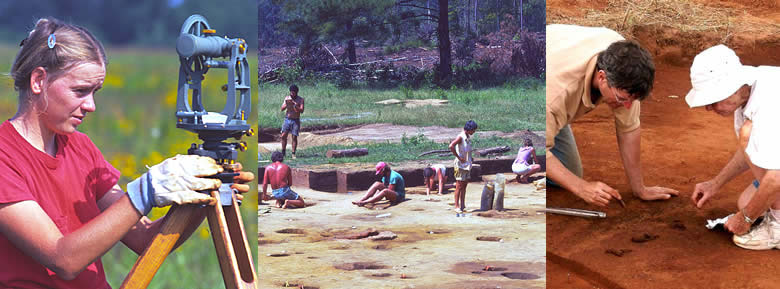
[455,131,472,169]
[733,65,780,170]
[431,164,446,176]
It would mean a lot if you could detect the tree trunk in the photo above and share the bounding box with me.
[496,1,500,32]
[474,0,478,34]
[327,148,369,158]
[519,0,523,30]
[436,0,452,88]
[466,0,471,34]
[346,20,357,64]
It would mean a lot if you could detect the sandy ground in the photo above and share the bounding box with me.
[258,174,546,289]
[547,1,780,287]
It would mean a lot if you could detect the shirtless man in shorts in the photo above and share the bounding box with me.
[280,84,304,159]
[262,151,305,208]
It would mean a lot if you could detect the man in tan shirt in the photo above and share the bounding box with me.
[546,24,679,206]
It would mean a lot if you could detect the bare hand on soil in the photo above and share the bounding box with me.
[575,181,620,207]
[635,186,679,201]
[691,180,719,208]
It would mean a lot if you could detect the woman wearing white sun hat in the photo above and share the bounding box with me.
[686,44,780,250]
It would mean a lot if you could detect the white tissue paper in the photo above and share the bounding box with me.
[705,214,733,230]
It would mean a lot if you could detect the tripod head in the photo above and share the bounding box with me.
[175,14,252,204]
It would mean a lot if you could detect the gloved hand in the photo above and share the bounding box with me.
[127,155,223,215]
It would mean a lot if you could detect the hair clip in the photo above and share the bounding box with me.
[19,38,26,47]
[47,34,56,49]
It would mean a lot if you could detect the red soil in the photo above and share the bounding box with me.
[547,1,780,288]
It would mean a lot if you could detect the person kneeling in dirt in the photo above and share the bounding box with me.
[686,45,780,250]
[546,24,678,206]
[353,162,405,206]
[513,138,542,183]
[423,164,452,197]
[262,151,305,209]
[280,84,304,159]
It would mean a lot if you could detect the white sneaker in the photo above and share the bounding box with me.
[733,211,780,250]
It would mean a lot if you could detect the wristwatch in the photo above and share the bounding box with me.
[741,208,755,225]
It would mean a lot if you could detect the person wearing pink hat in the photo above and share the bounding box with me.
[352,162,406,206]
[686,44,780,250]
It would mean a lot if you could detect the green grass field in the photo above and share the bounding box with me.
[0,44,258,288]
[258,80,545,133]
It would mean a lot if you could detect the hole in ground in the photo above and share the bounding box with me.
[334,262,387,271]
[276,228,306,234]
[501,272,540,280]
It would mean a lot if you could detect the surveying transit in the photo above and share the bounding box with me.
[120,14,257,289]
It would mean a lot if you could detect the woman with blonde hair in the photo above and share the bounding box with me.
[0,17,252,288]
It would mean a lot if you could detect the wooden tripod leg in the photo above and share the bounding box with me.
[206,191,257,289]
[120,204,202,289]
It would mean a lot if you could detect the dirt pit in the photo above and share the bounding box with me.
[259,174,545,288]
[259,123,544,152]
[547,1,780,288]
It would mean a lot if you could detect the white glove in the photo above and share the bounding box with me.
[127,155,223,215]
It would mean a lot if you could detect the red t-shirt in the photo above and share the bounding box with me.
[0,120,120,289]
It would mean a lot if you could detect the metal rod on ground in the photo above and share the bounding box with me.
[540,207,606,218]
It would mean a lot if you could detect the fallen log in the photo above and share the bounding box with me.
[477,146,511,157]
[327,148,368,158]
[417,149,450,158]
[346,57,407,67]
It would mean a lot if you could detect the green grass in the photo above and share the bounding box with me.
[275,134,544,167]
[258,80,545,133]
[0,44,258,288]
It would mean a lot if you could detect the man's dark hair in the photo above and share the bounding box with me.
[423,167,434,178]
[524,138,533,147]
[464,120,478,131]
[289,84,299,93]
[271,151,284,163]
[596,40,655,101]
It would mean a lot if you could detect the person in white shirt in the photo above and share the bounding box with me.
[686,44,780,250]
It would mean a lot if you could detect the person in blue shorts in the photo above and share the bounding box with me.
[352,162,405,206]
[262,151,305,208]
[280,84,304,159]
